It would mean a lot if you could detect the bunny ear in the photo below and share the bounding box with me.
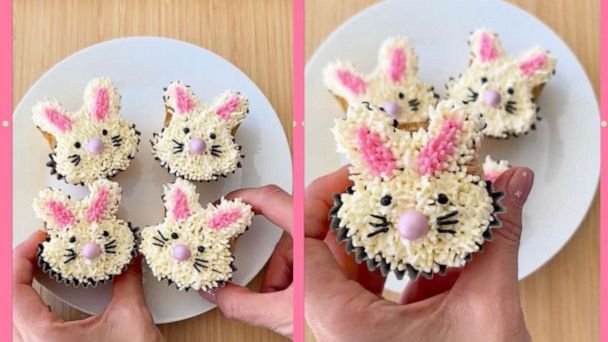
[33,189,76,231]
[164,82,201,117]
[163,179,201,222]
[323,62,368,101]
[204,198,253,238]
[83,77,121,122]
[32,100,74,137]
[517,47,556,87]
[210,90,249,130]
[469,29,505,64]
[333,103,401,179]
[378,37,418,84]
[85,180,121,223]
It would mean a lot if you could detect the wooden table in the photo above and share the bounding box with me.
[305,1,599,341]
[13,1,292,341]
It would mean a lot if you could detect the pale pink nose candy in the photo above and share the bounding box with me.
[189,138,206,154]
[87,138,104,155]
[382,102,401,119]
[398,211,429,240]
[172,244,191,261]
[483,90,501,108]
[82,242,101,260]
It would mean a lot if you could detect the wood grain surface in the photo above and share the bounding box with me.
[13,1,292,341]
[305,1,599,342]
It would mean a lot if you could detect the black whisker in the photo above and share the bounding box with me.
[105,250,116,254]
[104,239,116,247]
[408,98,420,111]
[68,154,81,166]
[64,256,76,264]
[369,222,389,228]
[437,228,457,234]
[505,100,517,114]
[437,210,459,222]
[437,220,459,226]
[463,87,479,104]
[367,227,389,238]
[193,263,201,273]
[152,242,165,248]
[157,231,169,241]
[195,258,208,263]
[153,237,166,245]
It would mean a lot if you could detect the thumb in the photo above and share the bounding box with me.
[109,256,148,308]
[456,167,534,296]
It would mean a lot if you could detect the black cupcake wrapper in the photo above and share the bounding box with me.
[328,182,505,281]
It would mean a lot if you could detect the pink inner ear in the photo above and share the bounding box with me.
[479,33,499,63]
[175,86,195,115]
[47,201,75,229]
[336,69,367,96]
[92,88,110,122]
[208,209,242,230]
[215,95,241,120]
[87,188,109,223]
[357,127,396,178]
[387,47,407,83]
[484,170,503,183]
[171,188,190,221]
[44,108,73,133]
[418,119,463,175]
[519,53,548,77]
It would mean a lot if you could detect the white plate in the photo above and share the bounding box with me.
[13,37,292,323]
[305,0,599,292]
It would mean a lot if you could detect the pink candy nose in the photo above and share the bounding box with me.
[172,244,191,261]
[398,211,429,240]
[189,138,206,154]
[87,138,104,155]
[82,242,101,260]
[382,102,401,119]
[483,90,501,108]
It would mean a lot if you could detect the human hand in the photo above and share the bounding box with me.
[305,166,533,342]
[13,231,164,342]
[199,185,293,338]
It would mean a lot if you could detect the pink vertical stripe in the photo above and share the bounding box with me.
[1,0,11,339]
[87,188,109,223]
[92,88,110,122]
[388,48,406,83]
[171,188,191,221]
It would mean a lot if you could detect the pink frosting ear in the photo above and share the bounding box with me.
[418,119,463,175]
[44,107,73,133]
[171,188,191,221]
[208,209,242,230]
[357,127,396,178]
[87,188,109,223]
[479,33,499,63]
[519,53,548,77]
[47,201,75,229]
[215,95,241,120]
[91,88,110,122]
[335,69,367,96]
[387,47,407,83]
[175,86,196,115]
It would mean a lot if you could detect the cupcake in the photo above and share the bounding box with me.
[329,100,504,280]
[151,82,248,182]
[446,28,556,138]
[33,180,136,287]
[323,36,438,126]
[139,179,254,291]
[483,155,510,183]
[32,77,140,185]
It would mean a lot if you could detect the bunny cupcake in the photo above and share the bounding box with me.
[151,82,248,182]
[324,36,438,126]
[329,100,504,280]
[33,180,136,287]
[446,28,556,138]
[32,77,140,185]
[139,179,254,291]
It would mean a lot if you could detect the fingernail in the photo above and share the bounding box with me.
[198,290,216,304]
[507,167,534,207]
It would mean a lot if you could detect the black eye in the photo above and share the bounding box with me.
[398,92,405,99]
[102,231,109,237]
[197,246,205,253]
[74,142,81,148]
[102,129,108,136]
[380,195,392,206]
[171,232,179,239]
[481,77,488,83]
[437,193,449,205]
[183,127,190,134]
[507,87,514,95]
[69,236,76,243]
[210,133,216,139]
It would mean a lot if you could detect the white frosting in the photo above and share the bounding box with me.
[446,28,556,138]
[140,179,254,291]
[324,36,437,123]
[151,82,247,181]
[482,155,510,182]
[32,180,135,284]
[32,77,139,185]
[333,101,496,274]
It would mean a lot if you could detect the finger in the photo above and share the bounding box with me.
[200,283,293,337]
[456,167,534,296]
[261,234,293,292]
[399,269,461,304]
[225,184,292,234]
[305,166,352,239]
[108,256,148,308]
[13,230,47,285]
